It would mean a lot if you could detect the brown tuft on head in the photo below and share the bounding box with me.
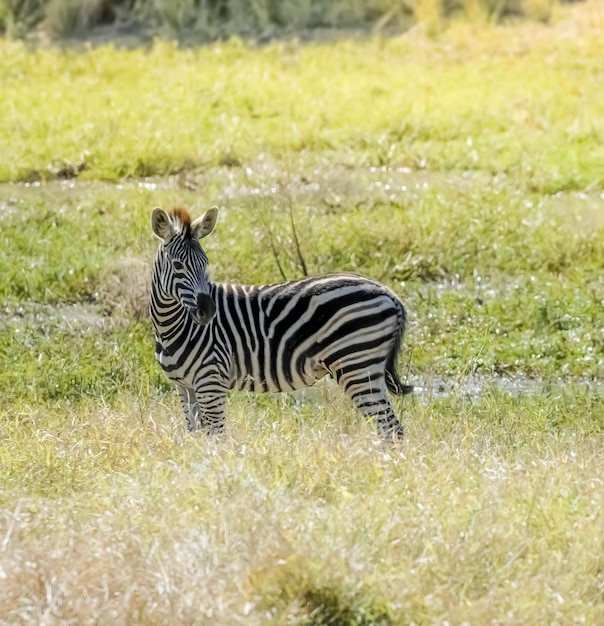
[170,207,192,236]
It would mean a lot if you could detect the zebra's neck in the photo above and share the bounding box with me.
[150,282,215,349]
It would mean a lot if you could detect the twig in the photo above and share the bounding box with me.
[242,165,288,281]
[283,160,308,277]
[268,221,288,281]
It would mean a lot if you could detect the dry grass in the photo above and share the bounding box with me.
[1,392,603,625]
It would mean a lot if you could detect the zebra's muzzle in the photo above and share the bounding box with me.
[193,293,216,325]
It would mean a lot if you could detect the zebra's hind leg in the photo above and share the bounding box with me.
[177,385,203,431]
[334,367,404,443]
[370,403,405,443]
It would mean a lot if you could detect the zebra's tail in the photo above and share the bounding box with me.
[385,297,413,397]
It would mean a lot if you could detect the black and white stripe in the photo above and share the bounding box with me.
[150,207,412,441]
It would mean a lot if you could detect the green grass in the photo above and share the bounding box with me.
[1,12,604,188]
[1,4,604,624]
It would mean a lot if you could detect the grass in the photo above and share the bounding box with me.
[1,393,603,623]
[1,3,604,624]
[1,8,604,188]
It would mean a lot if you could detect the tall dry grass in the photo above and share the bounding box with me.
[1,394,603,624]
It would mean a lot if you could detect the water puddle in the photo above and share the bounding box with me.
[2,165,603,224]
[0,301,109,333]
[287,373,602,407]
[0,161,493,214]
[416,374,560,399]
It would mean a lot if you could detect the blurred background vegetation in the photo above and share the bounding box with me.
[0,0,585,41]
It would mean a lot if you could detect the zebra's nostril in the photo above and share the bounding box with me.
[196,293,216,324]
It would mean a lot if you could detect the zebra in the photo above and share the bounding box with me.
[150,206,413,442]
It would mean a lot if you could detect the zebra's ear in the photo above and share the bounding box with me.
[151,208,174,241]
[192,206,218,240]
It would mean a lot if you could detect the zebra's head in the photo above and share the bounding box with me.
[151,207,218,325]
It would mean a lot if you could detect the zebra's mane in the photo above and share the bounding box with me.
[170,207,192,236]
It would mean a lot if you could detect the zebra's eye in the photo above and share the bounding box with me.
[172,260,185,272]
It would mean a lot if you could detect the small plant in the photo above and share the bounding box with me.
[301,586,392,626]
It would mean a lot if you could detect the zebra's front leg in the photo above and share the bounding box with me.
[194,380,229,435]
[177,385,203,432]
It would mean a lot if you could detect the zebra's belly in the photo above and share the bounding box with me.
[230,362,329,393]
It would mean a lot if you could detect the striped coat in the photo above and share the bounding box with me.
[150,207,412,442]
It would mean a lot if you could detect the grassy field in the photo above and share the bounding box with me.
[1,2,604,624]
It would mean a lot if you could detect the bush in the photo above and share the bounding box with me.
[0,0,573,40]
